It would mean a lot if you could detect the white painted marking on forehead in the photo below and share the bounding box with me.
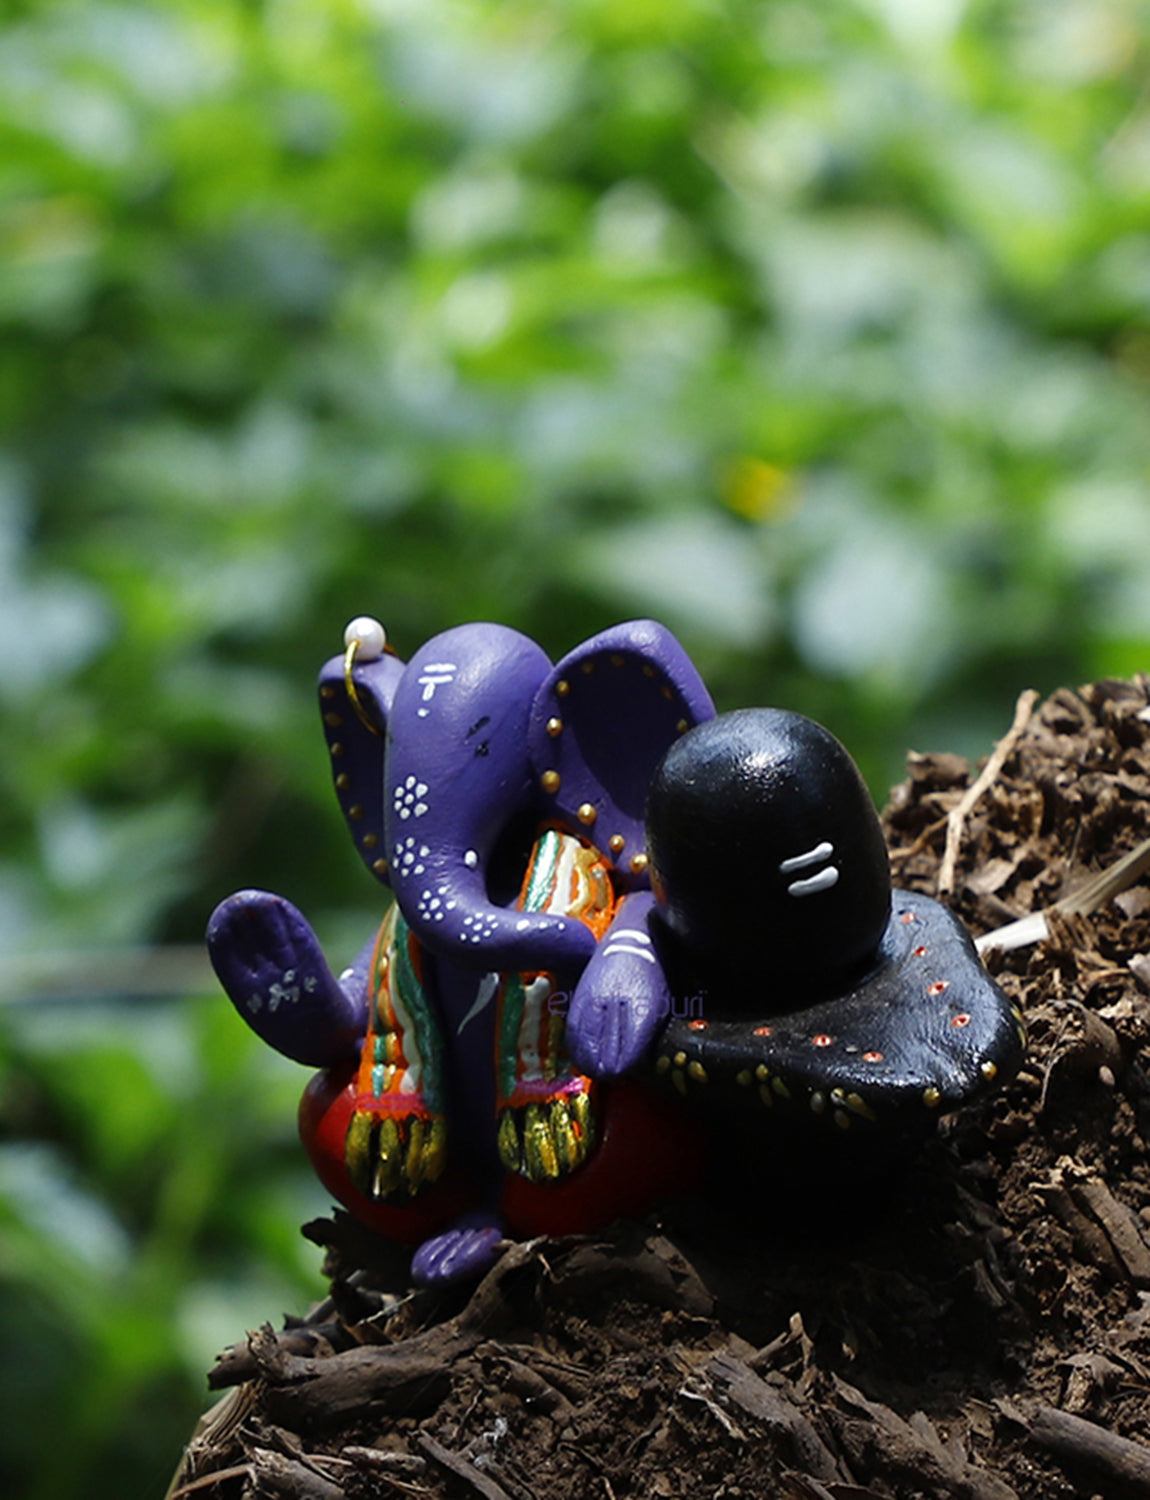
[779,841,834,874]
[416,663,458,703]
[788,866,840,898]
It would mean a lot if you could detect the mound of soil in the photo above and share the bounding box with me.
[172,677,1150,1500]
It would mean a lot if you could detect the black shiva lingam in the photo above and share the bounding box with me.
[631,709,1027,1134]
[208,617,1025,1285]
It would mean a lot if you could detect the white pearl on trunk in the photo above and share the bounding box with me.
[343,616,386,661]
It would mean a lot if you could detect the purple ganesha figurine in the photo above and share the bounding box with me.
[208,616,1025,1285]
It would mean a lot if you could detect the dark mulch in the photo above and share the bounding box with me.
[171,676,1150,1500]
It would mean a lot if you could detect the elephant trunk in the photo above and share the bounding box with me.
[384,623,597,977]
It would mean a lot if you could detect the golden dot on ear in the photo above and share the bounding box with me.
[577,803,597,825]
[546,717,563,737]
[609,834,625,854]
[555,679,570,698]
[541,770,561,794]
[630,853,649,875]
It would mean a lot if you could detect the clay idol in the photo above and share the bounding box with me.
[207,618,1024,1283]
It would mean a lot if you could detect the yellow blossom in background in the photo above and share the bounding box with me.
[720,456,795,523]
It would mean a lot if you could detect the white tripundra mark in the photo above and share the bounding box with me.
[779,839,839,897]
[603,941,657,963]
[779,841,835,874]
[418,663,457,701]
[787,865,840,897]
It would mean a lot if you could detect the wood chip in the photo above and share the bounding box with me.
[828,1377,1019,1500]
[415,1434,517,1500]
[1028,1405,1150,1495]
[705,1351,842,1482]
[1064,1172,1150,1286]
[248,1447,347,1499]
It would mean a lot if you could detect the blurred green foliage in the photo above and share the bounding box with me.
[2,0,1150,1493]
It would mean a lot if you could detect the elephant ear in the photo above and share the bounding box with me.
[527,619,715,889]
[318,645,406,885]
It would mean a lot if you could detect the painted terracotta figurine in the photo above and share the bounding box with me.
[208,618,1024,1284]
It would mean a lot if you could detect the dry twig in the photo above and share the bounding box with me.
[938,689,1039,896]
[977,835,1150,954]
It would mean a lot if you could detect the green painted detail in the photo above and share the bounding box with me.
[499,973,526,1100]
[389,912,446,1114]
[522,826,562,912]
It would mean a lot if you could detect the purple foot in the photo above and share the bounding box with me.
[206,889,368,1066]
[410,1213,507,1287]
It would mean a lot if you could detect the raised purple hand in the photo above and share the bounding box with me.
[207,890,369,1067]
[566,893,675,1078]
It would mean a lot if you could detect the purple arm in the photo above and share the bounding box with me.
[207,890,370,1067]
[566,892,673,1078]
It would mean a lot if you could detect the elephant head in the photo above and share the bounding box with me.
[319,617,715,975]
